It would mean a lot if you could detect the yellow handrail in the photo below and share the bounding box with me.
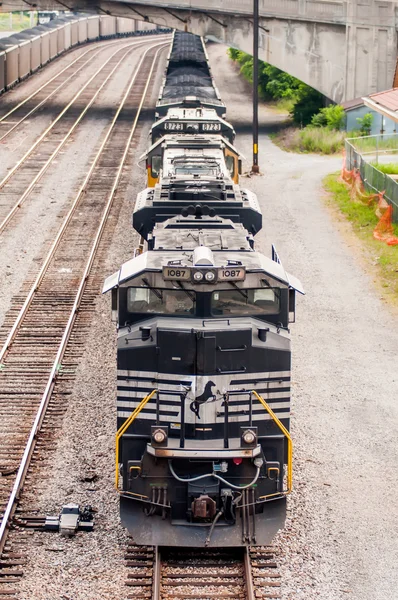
[251,390,293,495]
[115,389,157,489]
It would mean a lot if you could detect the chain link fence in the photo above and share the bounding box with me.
[345,134,398,222]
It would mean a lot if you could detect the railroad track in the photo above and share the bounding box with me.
[125,544,281,599]
[0,38,131,143]
[0,35,169,233]
[0,39,168,598]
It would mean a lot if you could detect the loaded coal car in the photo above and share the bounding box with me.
[11,30,42,74]
[156,31,225,118]
[4,35,31,81]
[104,144,304,548]
[0,50,5,94]
[0,38,19,89]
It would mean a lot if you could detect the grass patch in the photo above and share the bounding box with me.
[266,98,295,114]
[323,173,398,302]
[347,134,398,155]
[272,126,345,155]
[370,162,398,175]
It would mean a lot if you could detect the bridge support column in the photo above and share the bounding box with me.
[344,0,397,100]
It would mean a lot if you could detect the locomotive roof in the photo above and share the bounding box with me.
[158,107,227,121]
[141,134,242,160]
[103,250,304,295]
[151,217,253,252]
[157,96,224,108]
[151,108,234,137]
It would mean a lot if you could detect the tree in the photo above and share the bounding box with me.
[291,88,324,126]
[227,48,325,125]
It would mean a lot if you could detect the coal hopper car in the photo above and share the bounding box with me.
[156,30,225,118]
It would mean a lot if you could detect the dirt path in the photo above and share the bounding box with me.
[207,42,398,600]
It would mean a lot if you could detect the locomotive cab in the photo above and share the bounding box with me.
[143,134,242,187]
[103,245,303,547]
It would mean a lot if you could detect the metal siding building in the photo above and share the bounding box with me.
[342,97,397,134]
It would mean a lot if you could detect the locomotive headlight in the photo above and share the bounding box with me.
[243,430,256,444]
[241,428,258,447]
[151,425,168,448]
[193,271,204,281]
[153,429,166,444]
[253,457,264,468]
[205,271,215,282]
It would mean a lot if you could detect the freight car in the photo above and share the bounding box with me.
[15,30,43,73]
[0,38,19,88]
[104,33,304,548]
[156,31,225,118]
[0,16,166,95]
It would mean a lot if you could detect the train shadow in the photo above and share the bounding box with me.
[233,119,292,136]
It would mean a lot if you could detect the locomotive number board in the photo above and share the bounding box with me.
[164,122,221,132]
[163,267,191,280]
[202,123,221,131]
[218,268,246,281]
[164,122,184,131]
[162,267,246,281]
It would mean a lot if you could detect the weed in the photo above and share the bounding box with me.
[370,162,398,175]
[272,127,345,155]
[323,173,398,300]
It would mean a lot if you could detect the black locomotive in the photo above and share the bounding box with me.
[104,31,304,547]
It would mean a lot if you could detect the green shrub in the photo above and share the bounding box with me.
[311,111,328,128]
[356,113,373,136]
[291,89,324,126]
[227,47,240,61]
[227,47,326,126]
[311,104,345,130]
[240,57,254,82]
[261,64,303,100]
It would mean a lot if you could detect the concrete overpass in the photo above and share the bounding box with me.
[1,0,397,102]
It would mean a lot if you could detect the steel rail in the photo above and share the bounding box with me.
[244,547,256,600]
[152,546,161,600]
[0,41,168,556]
[0,44,114,143]
[0,35,159,129]
[0,38,168,364]
[0,35,168,193]
[0,39,154,234]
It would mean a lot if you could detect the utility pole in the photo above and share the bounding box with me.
[251,0,260,173]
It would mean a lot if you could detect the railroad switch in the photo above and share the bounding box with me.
[44,503,94,536]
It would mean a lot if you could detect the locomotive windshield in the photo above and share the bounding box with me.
[126,287,195,315]
[120,285,282,322]
[211,288,280,316]
[174,159,219,176]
